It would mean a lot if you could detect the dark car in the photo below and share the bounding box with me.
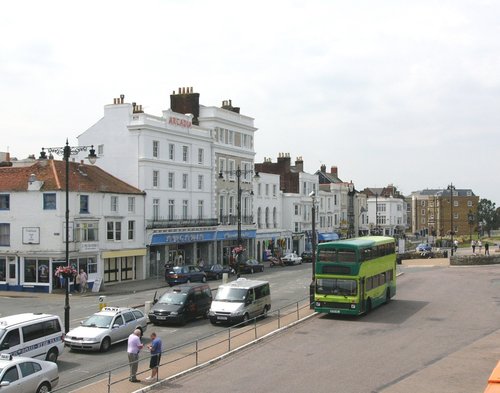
[301,251,313,262]
[165,265,207,286]
[237,259,265,274]
[203,264,234,280]
[149,283,213,325]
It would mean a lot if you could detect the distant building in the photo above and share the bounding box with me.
[363,185,407,236]
[0,159,145,292]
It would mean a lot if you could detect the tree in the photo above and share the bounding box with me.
[477,199,499,237]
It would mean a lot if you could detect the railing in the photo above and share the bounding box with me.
[219,215,254,225]
[53,297,314,393]
[146,218,218,229]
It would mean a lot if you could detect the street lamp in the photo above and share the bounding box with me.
[347,182,355,238]
[468,210,474,241]
[39,140,97,333]
[218,166,259,274]
[447,183,456,256]
[309,191,317,308]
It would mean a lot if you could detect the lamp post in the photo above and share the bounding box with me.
[347,182,355,238]
[447,183,456,256]
[375,192,379,235]
[309,191,316,308]
[39,140,96,333]
[218,166,259,275]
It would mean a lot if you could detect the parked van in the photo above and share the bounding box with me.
[209,278,271,325]
[0,313,64,362]
[149,283,213,325]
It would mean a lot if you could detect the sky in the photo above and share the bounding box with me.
[1,0,499,204]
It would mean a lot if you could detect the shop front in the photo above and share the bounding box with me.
[215,229,256,266]
[101,248,147,285]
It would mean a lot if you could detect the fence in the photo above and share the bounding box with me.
[53,296,314,393]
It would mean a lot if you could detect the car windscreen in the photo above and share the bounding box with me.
[82,315,113,328]
[158,292,187,305]
[214,287,248,302]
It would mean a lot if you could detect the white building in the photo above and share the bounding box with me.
[365,186,407,236]
[0,159,145,292]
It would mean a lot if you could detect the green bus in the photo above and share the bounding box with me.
[314,236,396,315]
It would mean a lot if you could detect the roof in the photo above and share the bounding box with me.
[0,313,59,327]
[318,236,395,249]
[317,170,342,184]
[222,278,269,289]
[0,160,144,195]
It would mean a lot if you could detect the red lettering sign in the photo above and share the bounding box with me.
[168,117,192,128]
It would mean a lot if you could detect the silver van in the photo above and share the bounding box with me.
[0,313,64,362]
[209,278,271,325]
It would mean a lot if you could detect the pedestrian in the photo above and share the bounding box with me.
[485,242,490,256]
[127,329,143,383]
[453,239,458,253]
[146,332,162,381]
[478,240,483,254]
[79,269,88,293]
[471,239,476,255]
[75,272,81,293]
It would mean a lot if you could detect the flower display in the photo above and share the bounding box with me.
[232,245,246,255]
[55,265,77,278]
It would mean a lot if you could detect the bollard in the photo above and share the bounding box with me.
[222,272,228,284]
[145,300,152,315]
[98,296,107,311]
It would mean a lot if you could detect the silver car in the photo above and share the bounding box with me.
[64,307,147,352]
[0,353,59,393]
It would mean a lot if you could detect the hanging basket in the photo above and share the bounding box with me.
[55,266,77,279]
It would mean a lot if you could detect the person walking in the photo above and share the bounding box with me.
[127,329,143,383]
[79,269,88,293]
[471,239,476,255]
[485,242,490,256]
[478,240,483,254]
[146,332,162,381]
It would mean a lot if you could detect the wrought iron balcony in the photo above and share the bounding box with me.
[219,214,254,226]
[146,218,219,229]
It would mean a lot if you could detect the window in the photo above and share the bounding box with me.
[24,258,49,283]
[265,184,269,196]
[19,361,41,377]
[294,205,300,215]
[110,196,118,212]
[75,222,98,241]
[454,200,459,207]
[219,158,226,173]
[168,172,174,189]
[98,144,104,155]
[153,199,159,220]
[128,220,135,240]
[43,193,56,210]
[454,213,459,219]
[168,200,174,220]
[128,197,135,213]
[153,170,159,188]
[169,143,175,160]
[273,185,277,197]
[80,195,89,213]
[228,160,235,180]
[182,174,188,189]
[107,221,121,241]
[198,200,204,219]
[198,148,204,164]
[2,328,20,348]
[0,194,9,211]
[0,223,10,246]
[2,366,18,383]
[182,146,188,162]
[153,140,159,158]
[182,200,188,220]
[258,183,262,196]
[198,175,204,190]
[467,200,472,207]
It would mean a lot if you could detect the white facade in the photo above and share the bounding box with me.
[367,196,407,236]
[0,161,145,292]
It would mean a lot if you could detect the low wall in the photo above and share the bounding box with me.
[450,254,500,266]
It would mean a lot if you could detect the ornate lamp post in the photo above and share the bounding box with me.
[218,166,259,275]
[447,183,456,256]
[347,182,355,238]
[40,140,97,333]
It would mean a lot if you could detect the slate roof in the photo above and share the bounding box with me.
[0,160,144,194]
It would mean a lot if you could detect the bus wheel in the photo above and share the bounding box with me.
[385,288,391,304]
[366,298,372,313]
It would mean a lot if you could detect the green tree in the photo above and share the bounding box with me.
[477,199,499,237]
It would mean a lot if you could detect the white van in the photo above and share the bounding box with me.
[209,278,271,325]
[0,313,64,362]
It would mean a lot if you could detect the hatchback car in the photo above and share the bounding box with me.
[416,243,432,252]
[282,252,302,265]
[64,307,148,352]
[300,251,313,262]
[237,259,265,274]
[203,264,234,280]
[0,353,59,393]
[165,265,207,286]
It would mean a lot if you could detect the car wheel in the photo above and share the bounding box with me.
[46,347,58,363]
[37,382,51,393]
[242,313,250,326]
[100,337,111,352]
[201,276,207,283]
[262,306,268,319]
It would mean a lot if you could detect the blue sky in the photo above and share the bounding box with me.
[1,0,499,204]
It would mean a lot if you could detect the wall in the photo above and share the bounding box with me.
[450,254,500,265]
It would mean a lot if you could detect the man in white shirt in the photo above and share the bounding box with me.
[127,329,144,382]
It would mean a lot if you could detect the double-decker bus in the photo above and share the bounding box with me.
[314,236,396,315]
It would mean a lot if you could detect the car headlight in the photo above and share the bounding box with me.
[170,311,178,316]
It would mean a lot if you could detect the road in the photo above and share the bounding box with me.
[0,264,313,388]
[155,264,500,393]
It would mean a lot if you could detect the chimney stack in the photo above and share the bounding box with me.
[170,87,200,125]
[295,156,304,172]
[320,164,326,173]
[331,166,338,177]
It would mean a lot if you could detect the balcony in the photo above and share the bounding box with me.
[219,215,254,226]
[146,218,218,229]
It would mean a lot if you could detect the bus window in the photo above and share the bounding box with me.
[316,278,357,296]
[337,249,356,262]
[318,250,337,262]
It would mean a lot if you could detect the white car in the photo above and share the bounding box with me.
[281,253,302,265]
[0,353,59,393]
[64,307,148,352]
